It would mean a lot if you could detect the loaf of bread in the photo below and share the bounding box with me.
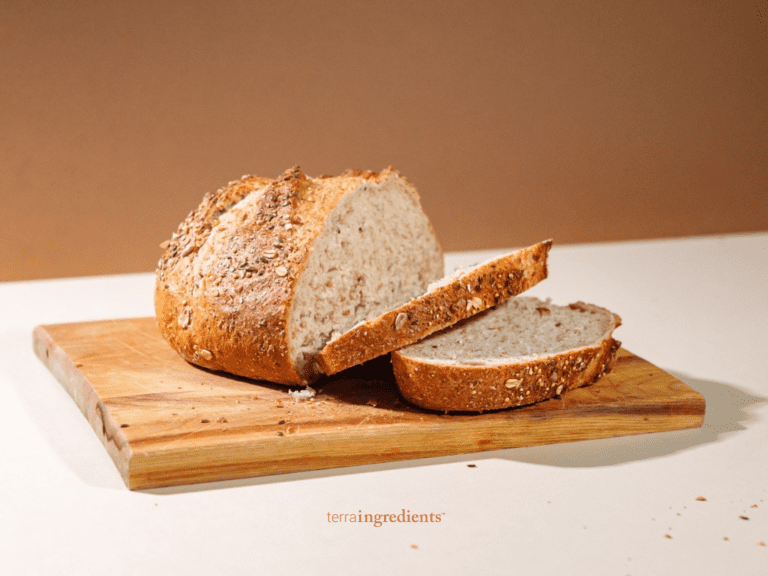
[155,166,444,386]
[316,240,552,375]
[391,297,621,412]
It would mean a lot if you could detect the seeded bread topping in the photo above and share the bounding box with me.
[155,166,444,385]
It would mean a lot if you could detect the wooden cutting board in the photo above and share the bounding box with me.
[33,317,705,490]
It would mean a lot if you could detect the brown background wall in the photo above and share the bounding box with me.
[2,0,766,282]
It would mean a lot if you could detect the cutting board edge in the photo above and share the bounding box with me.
[125,410,705,490]
[33,324,133,486]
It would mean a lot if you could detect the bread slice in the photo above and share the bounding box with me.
[391,297,621,412]
[155,166,444,386]
[315,240,552,376]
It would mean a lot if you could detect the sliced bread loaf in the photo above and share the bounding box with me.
[155,166,444,386]
[391,297,621,412]
[315,240,552,375]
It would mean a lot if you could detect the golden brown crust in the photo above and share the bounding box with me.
[392,333,622,413]
[315,240,553,376]
[154,166,407,386]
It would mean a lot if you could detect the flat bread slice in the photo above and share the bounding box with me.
[391,297,621,412]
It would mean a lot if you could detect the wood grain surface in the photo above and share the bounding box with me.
[33,317,705,490]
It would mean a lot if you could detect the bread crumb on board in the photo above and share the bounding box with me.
[289,386,316,401]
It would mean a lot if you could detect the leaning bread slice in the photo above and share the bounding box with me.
[391,297,621,412]
[155,166,444,386]
[315,240,552,376]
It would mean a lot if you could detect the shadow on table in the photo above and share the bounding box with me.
[487,371,766,468]
[145,370,766,495]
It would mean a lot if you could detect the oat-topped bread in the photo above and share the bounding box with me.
[315,240,552,375]
[155,166,444,386]
[391,297,621,412]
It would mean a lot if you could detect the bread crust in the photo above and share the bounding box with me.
[315,240,552,376]
[391,310,621,413]
[154,166,418,386]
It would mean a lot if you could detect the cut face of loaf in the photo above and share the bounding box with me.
[391,297,622,412]
[155,166,444,386]
[315,240,552,375]
[288,175,444,377]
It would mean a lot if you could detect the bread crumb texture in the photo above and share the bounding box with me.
[315,240,552,375]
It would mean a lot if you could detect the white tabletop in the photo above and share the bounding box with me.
[2,234,766,575]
